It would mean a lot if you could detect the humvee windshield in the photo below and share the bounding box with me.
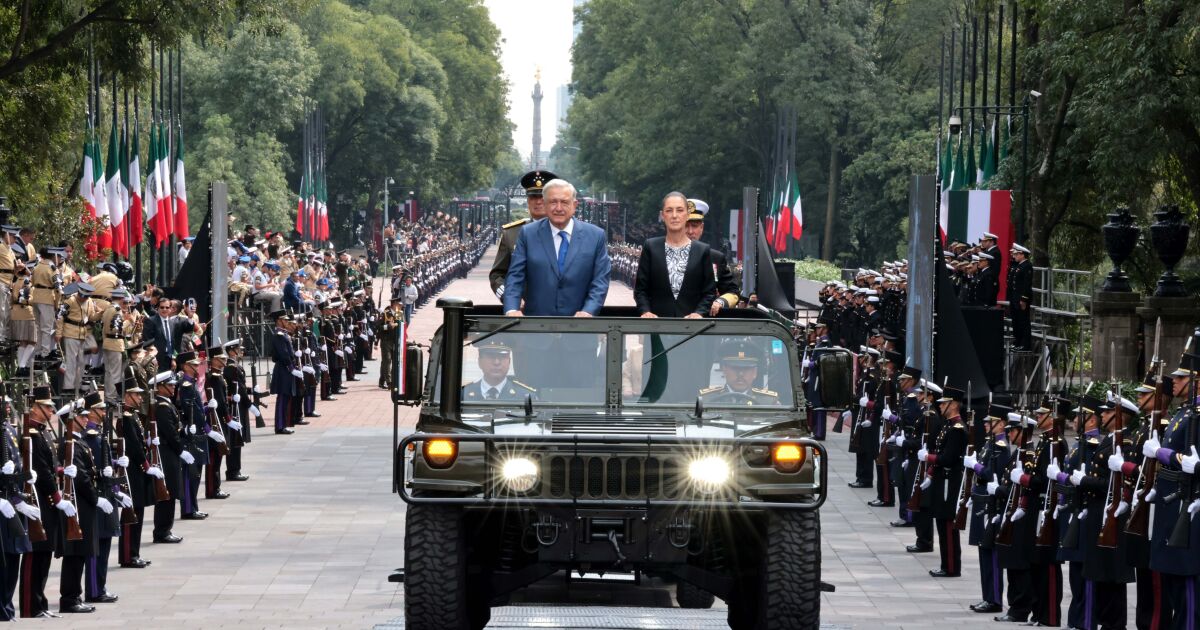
[453,331,608,405]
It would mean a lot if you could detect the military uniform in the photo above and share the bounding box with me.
[29,255,60,358]
[462,379,537,402]
[0,227,19,342]
[1007,246,1034,350]
[924,389,966,577]
[99,295,130,402]
[151,378,184,543]
[489,169,556,301]
[697,385,779,406]
[377,302,403,389]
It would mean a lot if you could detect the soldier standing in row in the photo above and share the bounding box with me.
[19,385,59,618]
[151,372,184,544]
[81,392,120,605]
[1007,244,1034,351]
[118,373,152,569]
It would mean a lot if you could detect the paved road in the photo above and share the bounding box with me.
[48,247,1113,629]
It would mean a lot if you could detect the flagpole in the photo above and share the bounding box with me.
[167,48,176,282]
[995,3,1004,167]
[148,45,156,288]
[1009,4,1017,108]
[119,85,128,263]
[134,89,143,289]
[982,11,990,145]
[158,47,166,286]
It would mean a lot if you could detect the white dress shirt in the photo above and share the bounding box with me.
[550,219,574,259]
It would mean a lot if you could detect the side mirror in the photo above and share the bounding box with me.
[815,348,854,409]
[394,344,425,405]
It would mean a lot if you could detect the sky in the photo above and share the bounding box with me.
[484,0,578,163]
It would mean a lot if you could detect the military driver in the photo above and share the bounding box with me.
[699,340,780,405]
[461,341,537,402]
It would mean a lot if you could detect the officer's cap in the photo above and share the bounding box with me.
[1010,243,1031,255]
[986,403,1013,421]
[207,345,226,359]
[1170,352,1200,377]
[269,309,288,321]
[225,338,242,349]
[899,366,922,381]
[884,350,903,365]
[29,385,54,405]
[921,379,943,395]
[520,170,558,197]
[84,391,106,410]
[0,225,20,235]
[476,340,512,357]
[718,340,761,367]
[936,386,965,404]
[1074,395,1104,415]
[686,199,709,221]
[980,232,998,241]
[176,351,200,365]
[1006,411,1035,428]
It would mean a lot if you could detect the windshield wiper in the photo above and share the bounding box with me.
[467,319,522,347]
[643,322,716,365]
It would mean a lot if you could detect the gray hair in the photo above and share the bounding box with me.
[541,179,576,199]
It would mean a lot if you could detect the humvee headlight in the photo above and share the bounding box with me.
[688,456,730,493]
[773,443,805,473]
[500,457,539,492]
[422,439,458,469]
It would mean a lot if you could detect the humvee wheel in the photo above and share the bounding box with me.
[676,580,716,609]
[404,504,474,630]
[728,510,821,630]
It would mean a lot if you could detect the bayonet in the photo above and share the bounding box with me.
[1152,317,1162,367]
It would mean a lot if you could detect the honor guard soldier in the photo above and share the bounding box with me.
[922,384,967,578]
[175,352,210,519]
[1007,244,1034,351]
[30,248,62,361]
[698,341,780,406]
[221,339,251,480]
[0,386,33,622]
[1048,395,1100,630]
[965,402,1012,614]
[0,223,22,344]
[489,169,556,301]
[57,282,102,399]
[118,371,152,569]
[1128,371,1173,629]
[99,288,131,402]
[19,386,58,618]
[994,410,1040,623]
[270,310,300,435]
[377,297,403,390]
[56,399,102,614]
[204,345,234,498]
[87,262,121,311]
[150,372,183,544]
[461,341,536,402]
[80,392,120,605]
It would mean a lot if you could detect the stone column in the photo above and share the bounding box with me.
[1138,295,1200,370]
[1092,291,1142,381]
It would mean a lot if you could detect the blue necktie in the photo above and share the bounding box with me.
[557,231,569,274]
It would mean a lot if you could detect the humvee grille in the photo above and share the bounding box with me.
[550,415,677,435]
[544,455,687,500]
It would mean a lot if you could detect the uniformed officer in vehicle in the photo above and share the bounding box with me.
[699,340,780,405]
[461,340,536,402]
[489,169,556,301]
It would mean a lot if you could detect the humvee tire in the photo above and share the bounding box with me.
[404,504,471,630]
[676,580,716,609]
[727,510,821,630]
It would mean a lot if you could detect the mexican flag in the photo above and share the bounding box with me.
[772,169,802,254]
[939,189,1014,300]
[155,121,173,246]
[79,130,97,232]
[110,121,128,257]
[173,124,189,239]
[128,121,144,248]
[144,123,160,249]
[295,172,308,239]
[99,120,121,254]
[91,130,108,249]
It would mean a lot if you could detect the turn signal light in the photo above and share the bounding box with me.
[772,443,804,473]
[423,439,458,468]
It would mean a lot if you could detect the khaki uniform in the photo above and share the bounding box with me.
[57,296,102,390]
[30,260,60,356]
[0,241,14,341]
[88,271,121,310]
[100,305,130,400]
[488,218,530,300]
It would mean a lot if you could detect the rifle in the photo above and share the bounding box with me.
[205,387,230,457]
[0,386,26,541]
[876,373,894,467]
[1128,320,1165,537]
[20,436,46,543]
[907,402,934,512]
[145,420,171,502]
[1061,381,1093,550]
[997,412,1031,546]
[227,381,245,449]
[111,433,138,525]
[1167,327,1200,549]
[1036,414,1066,546]
[250,363,268,429]
[1098,424,1124,548]
[58,438,83,541]
[846,375,866,446]
[954,383,977,530]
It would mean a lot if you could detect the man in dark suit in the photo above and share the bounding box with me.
[634,192,717,318]
[143,301,199,371]
[502,179,610,317]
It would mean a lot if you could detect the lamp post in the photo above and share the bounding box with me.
[952,92,1037,244]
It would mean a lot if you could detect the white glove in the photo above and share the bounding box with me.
[1183,446,1200,475]
[0,499,14,519]
[335,350,345,357]
[0,461,13,475]
[63,464,77,478]
[207,430,226,444]
[986,481,999,495]
[249,405,261,418]
[1010,467,1024,484]
[992,514,1003,525]
[1115,501,1129,517]
[102,465,113,478]
[892,434,904,445]
[1053,504,1065,519]
[902,460,909,471]
[1070,469,1085,486]
[1189,499,1200,518]
[294,350,302,358]
[860,420,872,429]
[29,469,36,484]
[206,398,218,409]
[55,499,76,517]
[1047,458,1061,480]
[344,346,353,355]
[187,424,197,435]
[147,466,165,479]
[15,502,40,521]
[319,363,328,372]
[859,395,869,407]
[233,393,242,403]
[96,497,113,514]
[116,455,129,468]
[963,453,978,469]
[302,365,315,375]
[152,436,161,446]
[227,420,242,431]
[883,404,894,421]
[917,447,929,462]
[1078,508,1089,520]
[1108,446,1126,473]
[359,334,369,341]
[1143,431,1161,459]
[320,344,328,351]
[180,451,195,465]
[116,492,133,509]
[1146,488,1157,502]
[920,476,932,490]
[802,359,813,369]
[291,369,303,378]
[1011,507,1026,522]
[305,349,313,356]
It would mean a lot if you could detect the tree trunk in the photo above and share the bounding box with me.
[821,135,840,261]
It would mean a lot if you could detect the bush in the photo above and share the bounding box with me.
[782,258,843,283]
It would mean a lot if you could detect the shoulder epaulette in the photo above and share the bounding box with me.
[511,379,537,392]
[952,421,965,429]
[752,387,778,397]
[1087,437,1100,445]
[996,439,1007,446]
[503,218,530,229]
[699,385,723,395]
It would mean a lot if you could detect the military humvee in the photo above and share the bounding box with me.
[393,298,832,630]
